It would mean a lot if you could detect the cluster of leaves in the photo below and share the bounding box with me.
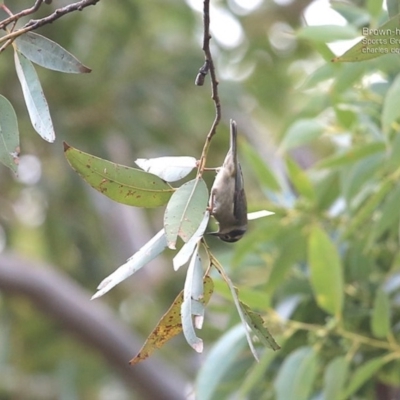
[64,142,278,362]
[193,2,400,399]
[0,3,91,173]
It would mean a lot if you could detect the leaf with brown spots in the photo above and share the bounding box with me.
[64,142,174,208]
[130,275,214,365]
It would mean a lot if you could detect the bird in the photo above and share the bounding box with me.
[208,119,247,242]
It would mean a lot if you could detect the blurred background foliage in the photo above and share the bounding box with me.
[2,0,400,399]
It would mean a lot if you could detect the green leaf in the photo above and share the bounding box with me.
[91,229,167,299]
[340,356,391,399]
[238,345,283,399]
[14,50,55,142]
[64,142,174,207]
[280,119,324,151]
[196,325,247,400]
[297,25,359,43]
[382,73,400,133]
[239,301,280,351]
[15,32,91,74]
[285,156,316,202]
[332,15,400,62]
[274,346,318,400]
[164,178,208,249]
[308,225,344,317]
[0,95,19,172]
[315,142,386,169]
[182,249,204,352]
[371,288,391,338]
[323,356,349,400]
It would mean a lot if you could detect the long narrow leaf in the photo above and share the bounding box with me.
[91,229,167,299]
[15,32,91,73]
[0,95,19,172]
[14,50,55,142]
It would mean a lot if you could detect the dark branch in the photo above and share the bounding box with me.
[0,0,100,47]
[0,1,44,30]
[0,252,187,400]
[196,0,222,175]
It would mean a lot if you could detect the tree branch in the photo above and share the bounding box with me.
[0,0,101,46]
[196,0,222,175]
[0,252,187,400]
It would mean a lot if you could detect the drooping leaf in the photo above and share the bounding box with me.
[279,119,325,151]
[371,288,391,338]
[164,178,208,249]
[15,32,91,73]
[14,50,55,142]
[382,73,400,133]
[274,346,318,400]
[308,224,344,317]
[196,325,247,400]
[0,95,19,172]
[181,249,204,352]
[239,301,280,351]
[135,156,197,182]
[173,211,210,270]
[130,276,214,365]
[332,15,400,62]
[323,356,349,400]
[64,143,174,208]
[91,229,167,299]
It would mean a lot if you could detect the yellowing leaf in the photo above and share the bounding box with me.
[130,276,214,365]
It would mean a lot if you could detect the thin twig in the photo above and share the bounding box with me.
[0,1,44,30]
[197,0,222,176]
[0,0,100,47]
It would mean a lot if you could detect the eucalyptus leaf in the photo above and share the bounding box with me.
[274,346,318,400]
[323,356,349,400]
[15,32,91,73]
[196,325,247,400]
[135,156,197,182]
[173,211,210,270]
[64,143,174,208]
[0,95,19,172]
[332,15,400,62]
[181,249,205,351]
[164,178,208,249]
[91,229,167,299]
[14,50,55,142]
[308,225,344,317]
